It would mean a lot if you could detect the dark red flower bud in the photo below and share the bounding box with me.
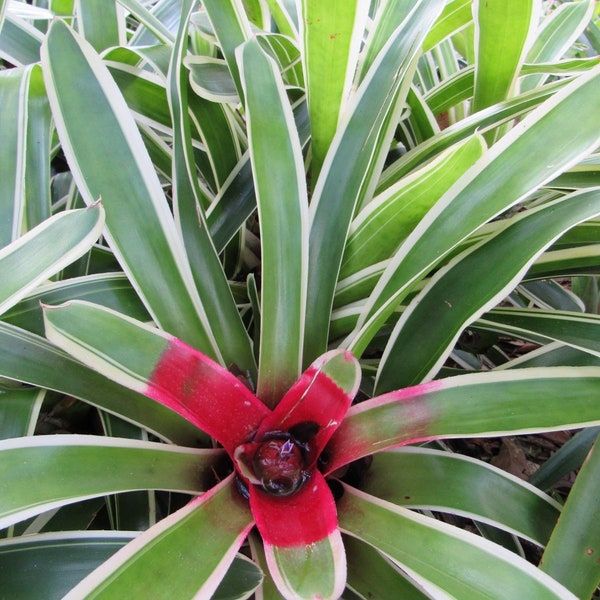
[253,438,305,496]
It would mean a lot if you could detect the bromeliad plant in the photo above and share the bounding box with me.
[1,0,600,598]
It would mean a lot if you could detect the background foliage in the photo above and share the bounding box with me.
[1,0,600,598]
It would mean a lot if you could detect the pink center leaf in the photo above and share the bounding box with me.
[249,470,339,547]
[146,338,269,454]
[148,342,361,555]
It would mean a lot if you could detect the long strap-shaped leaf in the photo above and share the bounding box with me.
[340,135,486,280]
[361,447,560,546]
[62,474,254,600]
[237,39,309,407]
[375,187,600,392]
[0,388,43,440]
[0,532,134,599]
[0,204,104,315]
[521,0,595,93]
[43,300,269,453]
[472,0,540,113]
[540,435,600,598]
[0,65,29,245]
[478,306,600,357]
[303,0,445,365]
[0,435,221,529]
[300,0,369,178]
[326,367,600,473]
[338,485,577,599]
[202,0,252,99]
[41,20,220,357]
[167,0,256,376]
[0,321,202,446]
[347,64,600,356]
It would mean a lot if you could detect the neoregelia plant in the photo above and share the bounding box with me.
[1,0,600,598]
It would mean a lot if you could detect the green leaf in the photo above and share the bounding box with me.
[304,0,445,364]
[362,448,560,546]
[380,78,568,186]
[422,0,472,52]
[23,63,52,231]
[0,66,28,245]
[202,0,252,99]
[117,0,175,45]
[186,56,239,103]
[62,475,254,600]
[341,135,486,279]
[238,39,308,406]
[0,388,43,440]
[168,0,255,376]
[344,535,434,599]
[0,204,104,315]
[472,0,540,113]
[0,532,134,600]
[0,63,51,238]
[0,435,221,529]
[300,0,369,177]
[521,0,595,93]
[327,368,600,473]
[478,307,600,357]
[0,12,43,65]
[41,19,220,356]
[529,426,600,491]
[540,435,600,598]
[0,322,202,446]
[338,485,576,599]
[42,300,268,451]
[214,554,264,600]
[1,273,150,337]
[266,533,345,600]
[375,187,600,391]
[348,65,600,356]
[76,0,122,52]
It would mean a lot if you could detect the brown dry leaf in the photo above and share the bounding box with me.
[491,438,537,480]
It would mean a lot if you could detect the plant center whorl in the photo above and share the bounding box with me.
[253,438,305,496]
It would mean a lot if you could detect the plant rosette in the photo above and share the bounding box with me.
[141,339,360,598]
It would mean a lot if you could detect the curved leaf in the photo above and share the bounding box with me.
[41,19,220,356]
[1,272,150,337]
[529,426,600,491]
[0,532,134,600]
[0,204,104,315]
[202,0,252,99]
[338,484,576,599]
[0,435,221,529]
[0,321,202,446]
[237,38,309,406]
[521,0,595,93]
[341,135,486,279]
[251,472,345,600]
[304,0,445,363]
[348,65,600,356]
[300,0,369,177]
[255,349,360,465]
[168,0,255,376]
[473,0,540,113]
[361,447,560,546]
[540,435,600,598]
[478,307,600,358]
[376,187,600,391]
[327,368,600,473]
[345,536,431,599]
[63,475,254,600]
[43,300,269,453]
[0,388,43,440]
